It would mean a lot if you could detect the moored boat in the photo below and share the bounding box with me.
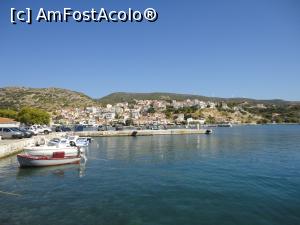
[17,152,81,167]
[24,138,80,157]
[76,137,89,147]
[66,135,89,147]
[217,123,233,127]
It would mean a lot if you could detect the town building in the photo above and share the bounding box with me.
[0,117,20,128]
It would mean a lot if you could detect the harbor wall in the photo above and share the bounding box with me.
[74,129,212,137]
[0,129,212,159]
[0,133,65,159]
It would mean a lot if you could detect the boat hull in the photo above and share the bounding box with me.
[17,154,81,167]
[24,147,79,157]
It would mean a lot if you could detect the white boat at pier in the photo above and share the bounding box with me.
[17,152,81,167]
[23,138,80,157]
[66,135,90,147]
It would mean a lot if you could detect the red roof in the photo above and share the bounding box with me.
[0,117,17,124]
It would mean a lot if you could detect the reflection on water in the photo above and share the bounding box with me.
[0,152,88,180]
[16,163,87,179]
[0,125,300,225]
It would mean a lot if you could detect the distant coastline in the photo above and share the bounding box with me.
[0,86,300,126]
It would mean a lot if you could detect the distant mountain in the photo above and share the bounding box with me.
[0,87,97,110]
[98,92,296,105]
[0,87,298,111]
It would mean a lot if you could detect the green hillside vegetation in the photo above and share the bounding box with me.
[98,92,211,104]
[0,87,299,124]
[0,107,50,125]
[246,104,300,123]
[98,92,296,106]
[0,109,18,119]
[0,87,97,111]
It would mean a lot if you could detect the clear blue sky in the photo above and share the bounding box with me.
[1,0,300,100]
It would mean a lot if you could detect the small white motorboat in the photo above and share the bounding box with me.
[217,123,233,127]
[24,138,80,157]
[17,152,81,167]
[66,135,79,143]
[76,137,89,147]
[66,135,89,147]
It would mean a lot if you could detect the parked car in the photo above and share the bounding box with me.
[98,125,106,131]
[55,126,72,132]
[74,125,84,132]
[23,127,39,135]
[18,128,34,138]
[115,125,124,131]
[30,125,52,134]
[98,125,114,131]
[0,127,23,139]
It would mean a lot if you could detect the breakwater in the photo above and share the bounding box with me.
[74,128,212,137]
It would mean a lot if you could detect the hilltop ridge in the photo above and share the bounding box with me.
[0,87,96,110]
[1,87,299,124]
[98,92,296,105]
[0,87,298,111]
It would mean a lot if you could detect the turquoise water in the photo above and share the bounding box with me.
[0,125,300,225]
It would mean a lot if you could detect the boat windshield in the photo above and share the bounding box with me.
[47,139,69,147]
[50,138,60,143]
[60,140,68,145]
[47,142,57,147]
[77,138,87,142]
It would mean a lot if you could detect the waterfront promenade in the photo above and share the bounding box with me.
[74,128,212,137]
[0,129,211,159]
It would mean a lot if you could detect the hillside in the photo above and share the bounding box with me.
[1,87,299,123]
[98,92,295,105]
[0,87,97,111]
[0,87,298,111]
[98,92,210,104]
[98,93,300,123]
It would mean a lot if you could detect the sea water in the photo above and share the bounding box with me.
[0,125,299,225]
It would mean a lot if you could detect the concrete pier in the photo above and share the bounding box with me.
[0,133,65,159]
[75,129,212,137]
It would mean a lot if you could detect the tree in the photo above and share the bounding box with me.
[184,114,192,120]
[125,118,134,126]
[165,111,172,119]
[257,118,269,124]
[0,109,18,119]
[206,115,216,124]
[147,107,156,114]
[17,107,50,125]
